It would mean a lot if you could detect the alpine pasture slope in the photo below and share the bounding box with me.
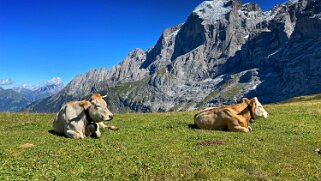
[1,94,321,180]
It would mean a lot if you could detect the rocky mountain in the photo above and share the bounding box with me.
[31,77,65,101]
[25,0,321,113]
[0,77,64,112]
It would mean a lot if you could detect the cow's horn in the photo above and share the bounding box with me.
[102,95,107,98]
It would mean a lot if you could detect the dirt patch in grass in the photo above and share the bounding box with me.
[196,140,224,146]
[19,143,35,148]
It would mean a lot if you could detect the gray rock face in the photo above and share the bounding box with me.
[25,0,321,113]
[31,78,64,101]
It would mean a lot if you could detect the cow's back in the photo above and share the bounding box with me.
[53,101,87,135]
[53,104,67,135]
[194,107,227,130]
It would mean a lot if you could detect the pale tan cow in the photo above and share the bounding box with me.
[53,93,118,139]
[194,97,268,132]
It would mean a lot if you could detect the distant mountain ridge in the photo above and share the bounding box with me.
[0,77,64,112]
[25,0,321,113]
[0,88,29,112]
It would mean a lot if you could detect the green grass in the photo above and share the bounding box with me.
[1,95,321,180]
[220,85,244,100]
[157,68,167,76]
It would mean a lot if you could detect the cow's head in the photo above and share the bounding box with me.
[243,97,269,121]
[252,97,269,119]
[88,93,113,122]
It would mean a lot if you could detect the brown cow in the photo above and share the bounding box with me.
[194,97,268,132]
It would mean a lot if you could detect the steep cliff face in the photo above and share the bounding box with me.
[25,0,321,113]
[223,0,321,103]
[24,49,149,113]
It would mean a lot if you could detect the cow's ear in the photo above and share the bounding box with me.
[250,99,256,114]
[80,101,91,110]
[242,98,250,103]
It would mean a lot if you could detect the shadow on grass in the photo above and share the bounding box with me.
[48,129,65,137]
[188,124,230,132]
[188,124,199,129]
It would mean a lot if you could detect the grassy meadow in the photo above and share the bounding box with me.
[1,95,321,180]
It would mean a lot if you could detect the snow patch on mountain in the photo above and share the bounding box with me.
[13,77,64,102]
[193,0,232,23]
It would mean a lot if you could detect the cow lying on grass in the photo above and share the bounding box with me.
[194,97,268,132]
[53,93,118,139]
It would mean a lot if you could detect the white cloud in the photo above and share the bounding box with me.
[0,79,13,86]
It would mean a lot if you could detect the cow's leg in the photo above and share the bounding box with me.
[98,122,119,131]
[228,125,250,133]
[226,117,250,133]
[65,130,85,139]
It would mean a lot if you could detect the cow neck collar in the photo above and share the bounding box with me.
[246,103,255,122]
[84,108,95,123]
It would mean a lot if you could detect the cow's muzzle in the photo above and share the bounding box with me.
[105,115,113,121]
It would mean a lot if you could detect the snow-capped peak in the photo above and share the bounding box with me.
[193,0,233,22]
[45,77,63,86]
[13,77,64,92]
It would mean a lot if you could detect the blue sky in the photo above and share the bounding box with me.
[0,0,286,88]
